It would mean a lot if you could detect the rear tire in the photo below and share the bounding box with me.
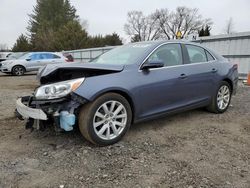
[207,81,232,113]
[12,65,25,76]
[78,93,132,146]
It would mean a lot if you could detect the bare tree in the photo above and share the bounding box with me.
[124,7,212,41]
[154,7,212,39]
[124,11,161,42]
[224,17,235,34]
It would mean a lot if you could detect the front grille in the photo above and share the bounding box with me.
[0,63,2,67]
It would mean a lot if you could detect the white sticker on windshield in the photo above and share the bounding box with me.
[132,44,151,48]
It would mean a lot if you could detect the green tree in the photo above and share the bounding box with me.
[199,25,211,37]
[204,25,211,36]
[28,0,80,51]
[54,20,89,50]
[12,34,32,52]
[199,27,205,37]
[88,35,105,48]
[14,0,123,51]
[87,33,122,48]
[104,33,122,46]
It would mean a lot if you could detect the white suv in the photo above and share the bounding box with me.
[0,52,68,76]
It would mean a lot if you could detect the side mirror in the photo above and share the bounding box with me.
[141,60,164,70]
[26,58,31,61]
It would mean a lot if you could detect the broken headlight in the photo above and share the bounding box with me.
[35,78,85,100]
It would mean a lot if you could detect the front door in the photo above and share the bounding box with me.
[136,43,189,118]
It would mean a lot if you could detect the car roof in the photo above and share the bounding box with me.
[130,40,224,60]
[26,52,63,56]
[127,40,209,51]
[131,39,205,46]
[30,52,54,54]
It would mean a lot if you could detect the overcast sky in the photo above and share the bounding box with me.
[1,0,250,48]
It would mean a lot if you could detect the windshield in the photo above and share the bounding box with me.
[91,43,154,65]
[7,52,27,60]
[18,53,31,60]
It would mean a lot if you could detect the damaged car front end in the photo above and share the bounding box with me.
[16,78,86,131]
[16,62,124,134]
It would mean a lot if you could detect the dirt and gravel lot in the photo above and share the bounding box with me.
[0,72,249,188]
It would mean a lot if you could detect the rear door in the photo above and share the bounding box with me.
[181,44,220,104]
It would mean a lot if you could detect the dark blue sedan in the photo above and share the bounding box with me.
[16,41,238,145]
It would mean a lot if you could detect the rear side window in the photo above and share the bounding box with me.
[148,43,183,67]
[43,53,54,59]
[186,45,207,63]
[31,53,52,60]
[53,54,61,59]
[40,54,49,59]
[40,53,61,59]
[205,51,215,61]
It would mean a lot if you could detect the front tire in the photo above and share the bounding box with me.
[12,65,25,76]
[78,93,132,146]
[207,81,232,113]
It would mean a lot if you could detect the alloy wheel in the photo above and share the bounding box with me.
[93,100,127,140]
[13,67,24,75]
[217,85,230,110]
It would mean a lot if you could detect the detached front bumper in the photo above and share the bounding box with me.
[15,94,87,131]
[16,98,48,120]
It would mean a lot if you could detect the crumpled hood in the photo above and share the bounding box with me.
[37,62,124,84]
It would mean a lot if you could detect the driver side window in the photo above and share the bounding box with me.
[148,43,183,67]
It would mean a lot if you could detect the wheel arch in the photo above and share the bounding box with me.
[222,78,233,93]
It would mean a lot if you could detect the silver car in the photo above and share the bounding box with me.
[0,52,68,76]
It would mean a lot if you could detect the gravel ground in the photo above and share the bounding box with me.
[0,73,249,188]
